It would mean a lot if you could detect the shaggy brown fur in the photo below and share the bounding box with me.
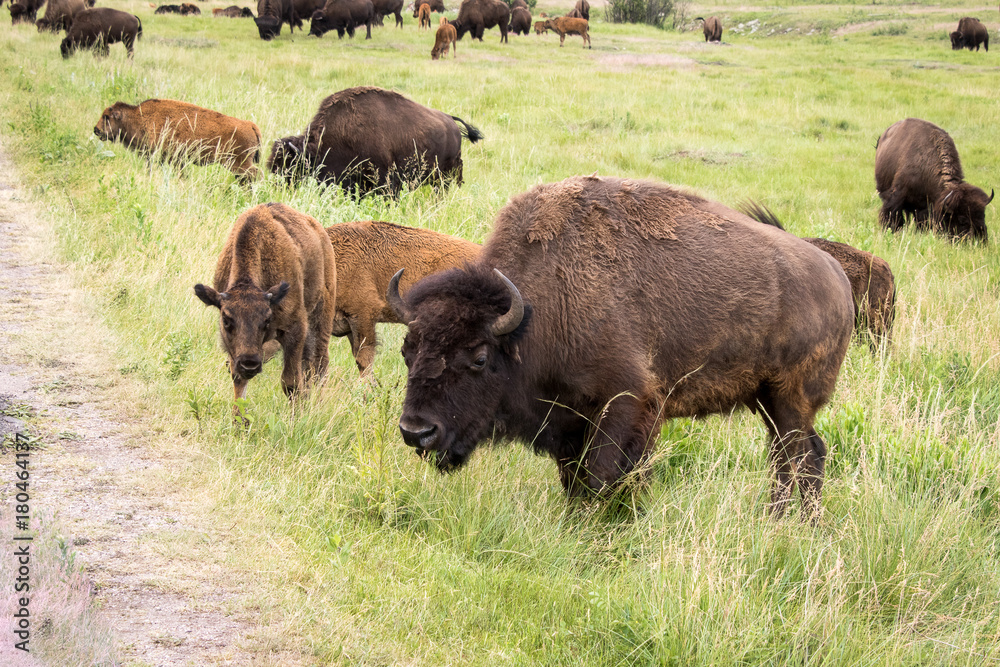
[431,14,457,57]
[951,16,988,51]
[533,19,547,34]
[255,0,296,38]
[61,8,141,58]
[510,0,526,8]
[325,221,480,376]
[36,0,83,31]
[417,2,429,28]
[875,117,991,242]
[309,0,374,38]
[565,0,587,19]
[94,99,262,182]
[452,0,509,42]
[541,15,589,47]
[267,86,483,196]
[393,175,854,518]
[509,6,529,35]
[696,15,722,41]
[194,203,337,406]
[9,0,45,25]
[411,0,442,16]
[214,6,255,17]
[371,0,402,27]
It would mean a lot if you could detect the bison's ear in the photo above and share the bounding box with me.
[194,284,222,308]
[266,282,290,306]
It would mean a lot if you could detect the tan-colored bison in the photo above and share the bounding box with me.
[94,99,262,182]
[195,203,337,408]
[533,19,547,34]
[697,15,722,42]
[875,117,992,242]
[541,16,589,47]
[432,14,457,57]
[326,220,480,376]
[36,0,85,32]
[61,8,142,58]
[417,1,429,27]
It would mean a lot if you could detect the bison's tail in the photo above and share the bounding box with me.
[739,201,785,230]
[451,115,484,143]
[137,17,143,38]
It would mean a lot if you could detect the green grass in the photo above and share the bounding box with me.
[2,1,1000,663]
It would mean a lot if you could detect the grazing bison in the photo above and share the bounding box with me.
[416,1,429,27]
[541,16,589,47]
[950,17,988,51]
[741,203,897,352]
[696,15,722,42]
[533,19,547,34]
[194,203,337,407]
[61,8,141,58]
[452,0,509,42]
[9,0,45,24]
[372,0,402,26]
[309,0,374,38]
[255,0,297,38]
[214,5,254,16]
[94,99,262,181]
[875,117,992,242]
[566,0,587,19]
[290,0,322,27]
[411,0,442,15]
[509,6,529,35]
[431,14,456,57]
[36,0,84,31]
[267,87,483,196]
[391,175,854,518]
[325,221,480,376]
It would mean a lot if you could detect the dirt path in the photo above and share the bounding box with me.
[0,152,302,665]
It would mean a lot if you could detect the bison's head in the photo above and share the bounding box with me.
[9,3,29,24]
[937,184,992,242]
[60,37,73,58]
[241,7,254,17]
[950,31,963,49]
[309,10,332,36]
[391,265,532,472]
[255,15,282,39]
[450,18,469,40]
[94,105,127,143]
[194,280,289,393]
[266,135,311,183]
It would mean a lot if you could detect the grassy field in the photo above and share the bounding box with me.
[2,0,1000,663]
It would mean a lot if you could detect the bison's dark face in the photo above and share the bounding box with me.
[937,184,992,242]
[309,11,332,36]
[266,135,311,183]
[255,15,282,39]
[450,18,468,40]
[194,281,290,395]
[950,31,962,49]
[391,266,532,472]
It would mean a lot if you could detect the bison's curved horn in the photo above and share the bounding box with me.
[387,269,412,325]
[490,270,524,337]
[988,189,995,205]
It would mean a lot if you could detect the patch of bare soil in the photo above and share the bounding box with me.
[0,150,305,665]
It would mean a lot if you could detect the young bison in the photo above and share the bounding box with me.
[94,99,262,182]
[194,203,337,408]
[326,220,480,377]
[417,1,429,28]
[431,14,456,58]
[61,8,142,59]
[541,16,589,48]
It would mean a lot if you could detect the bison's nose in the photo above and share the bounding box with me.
[235,355,263,378]
[399,418,439,450]
[93,127,101,137]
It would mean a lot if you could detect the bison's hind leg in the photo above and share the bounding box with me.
[758,390,827,522]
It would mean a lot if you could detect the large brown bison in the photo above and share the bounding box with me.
[390,175,854,518]
[326,221,480,376]
[431,14,456,58]
[451,0,509,42]
[267,87,483,197]
[290,0,323,27]
[696,15,722,42]
[566,0,588,20]
[741,203,897,352]
[411,0,443,15]
[875,117,992,242]
[309,0,373,38]
[372,0,402,26]
[94,99,262,182]
[255,0,297,38]
[36,0,84,31]
[194,203,337,407]
[950,16,988,51]
[61,8,141,58]
[541,16,588,47]
[9,0,45,24]
[508,5,529,35]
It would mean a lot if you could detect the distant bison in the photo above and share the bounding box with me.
[255,0,297,38]
[155,3,202,14]
[268,87,483,196]
[696,15,722,42]
[452,0,509,42]
[741,203,897,352]
[214,5,254,16]
[411,0,442,15]
[309,0,374,38]
[194,203,337,408]
[290,0,323,27]
[508,5,529,35]
[391,175,853,518]
[533,19,547,34]
[94,99,262,181]
[950,16,988,51]
[36,0,84,31]
[9,0,45,24]
[372,0,402,27]
[541,16,589,47]
[61,8,142,58]
[431,14,456,58]
[566,0,587,20]
[875,117,992,242]
[326,220,480,376]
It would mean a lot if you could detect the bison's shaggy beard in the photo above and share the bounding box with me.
[936,183,990,242]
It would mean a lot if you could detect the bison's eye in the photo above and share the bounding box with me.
[261,317,271,331]
[471,353,487,371]
[222,316,234,332]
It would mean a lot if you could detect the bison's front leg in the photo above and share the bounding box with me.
[277,319,308,397]
[877,188,907,232]
[348,315,378,379]
[365,20,372,39]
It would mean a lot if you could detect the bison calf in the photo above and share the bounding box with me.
[431,15,457,58]
[94,99,262,182]
[541,16,589,48]
[194,203,337,408]
[417,2,429,28]
[875,117,992,242]
[61,8,142,59]
[326,220,480,377]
